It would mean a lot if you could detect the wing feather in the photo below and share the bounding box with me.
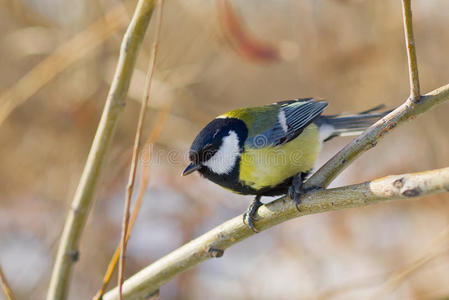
[246,99,327,148]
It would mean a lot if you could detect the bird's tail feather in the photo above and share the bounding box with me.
[316,105,391,142]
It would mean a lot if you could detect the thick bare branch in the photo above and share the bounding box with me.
[46,1,156,299]
[103,166,449,300]
[401,0,421,101]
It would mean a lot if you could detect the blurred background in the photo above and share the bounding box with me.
[1,0,449,299]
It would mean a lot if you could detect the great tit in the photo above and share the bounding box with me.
[183,98,388,232]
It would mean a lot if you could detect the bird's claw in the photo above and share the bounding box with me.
[243,196,262,233]
[288,173,323,211]
[288,173,304,211]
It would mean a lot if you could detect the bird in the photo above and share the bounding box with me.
[182,98,389,232]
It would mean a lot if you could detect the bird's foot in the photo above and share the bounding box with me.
[288,173,323,211]
[243,195,262,233]
[288,173,305,211]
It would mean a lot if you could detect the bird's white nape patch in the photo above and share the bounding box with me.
[278,110,288,133]
[203,130,240,175]
[318,124,335,142]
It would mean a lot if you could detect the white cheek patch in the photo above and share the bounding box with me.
[203,130,240,175]
[318,124,335,142]
[278,110,288,133]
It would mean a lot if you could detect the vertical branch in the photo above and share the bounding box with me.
[93,104,171,300]
[0,265,15,300]
[304,0,424,190]
[118,0,165,299]
[47,1,156,299]
[401,0,421,101]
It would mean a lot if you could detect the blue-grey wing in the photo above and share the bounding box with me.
[246,99,328,148]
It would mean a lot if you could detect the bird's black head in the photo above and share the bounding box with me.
[182,117,248,176]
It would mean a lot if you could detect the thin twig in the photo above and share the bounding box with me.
[303,85,448,191]
[371,227,449,299]
[0,265,15,300]
[313,273,385,300]
[401,0,420,101]
[103,165,449,300]
[302,0,423,190]
[93,104,171,300]
[118,1,164,299]
[315,226,449,300]
[0,3,129,125]
[46,1,156,299]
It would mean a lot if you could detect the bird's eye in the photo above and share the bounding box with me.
[203,150,215,161]
[201,144,217,161]
[189,151,199,164]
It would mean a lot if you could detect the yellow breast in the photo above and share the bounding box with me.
[239,124,320,190]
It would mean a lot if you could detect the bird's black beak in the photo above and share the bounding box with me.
[182,163,201,176]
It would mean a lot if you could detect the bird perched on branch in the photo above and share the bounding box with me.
[183,98,389,232]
